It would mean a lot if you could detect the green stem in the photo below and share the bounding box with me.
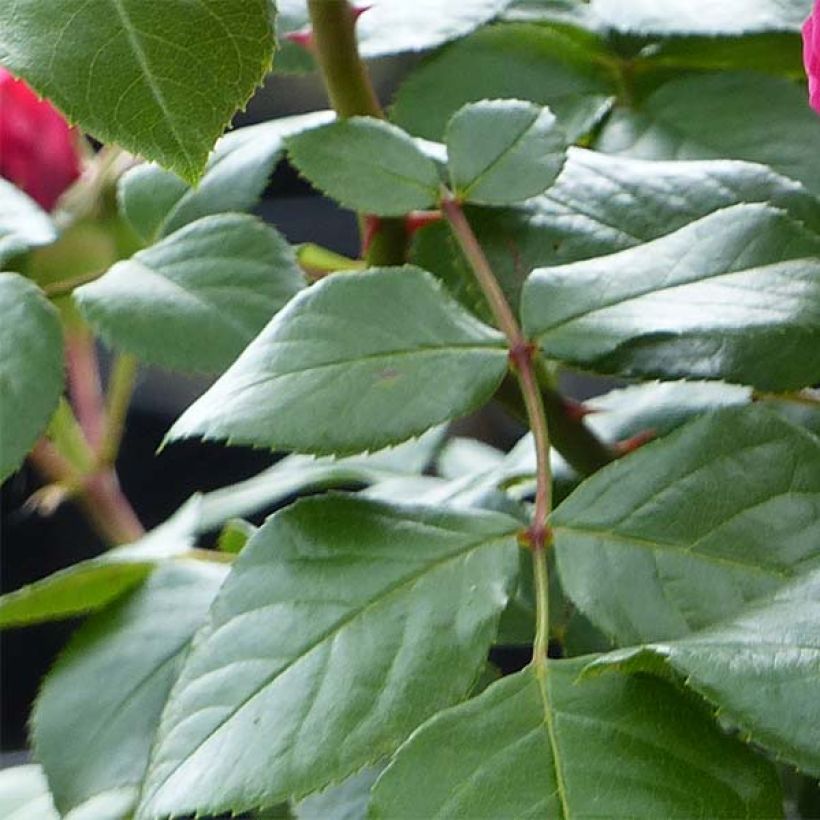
[308,0,381,118]
[65,327,107,450]
[101,354,138,466]
[47,398,96,474]
[43,269,104,298]
[442,193,553,668]
[296,243,365,280]
[532,538,550,667]
[307,0,409,266]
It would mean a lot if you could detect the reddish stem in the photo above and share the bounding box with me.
[65,328,107,451]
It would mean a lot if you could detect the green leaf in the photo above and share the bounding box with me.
[0,273,64,481]
[540,149,820,262]
[584,380,752,442]
[641,33,804,77]
[521,204,820,390]
[0,497,200,628]
[197,426,446,531]
[167,266,507,456]
[596,72,820,195]
[552,405,820,645]
[216,519,257,554]
[370,658,781,818]
[591,0,809,35]
[414,149,820,319]
[75,214,304,373]
[32,562,227,816]
[0,766,59,820]
[295,767,382,820]
[287,119,440,216]
[0,0,275,182]
[119,111,334,244]
[393,23,614,143]
[589,565,820,776]
[0,179,57,265]
[275,0,515,66]
[446,100,566,205]
[137,495,519,818]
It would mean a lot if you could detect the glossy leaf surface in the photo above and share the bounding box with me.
[276,0,514,67]
[0,273,64,481]
[591,565,820,776]
[168,267,507,456]
[553,406,820,644]
[522,204,820,390]
[0,498,199,628]
[118,111,334,244]
[0,766,59,820]
[370,659,781,818]
[0,0,275,181]
[287,119,440,216]
[75,214,303,372]
[197,427,446,531]
[0,178,57,265]
[138,496,519,817]
[597,72,820,194]
[393,24,613,143]
[415,150,820,318]
[446,100,566,205]
[33,562,227,814]
[593,0,808,34]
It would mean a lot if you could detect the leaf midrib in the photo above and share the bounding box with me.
[141,531,516,806]
[457,111,539,197]
[107,0,194,170]
[219,341,508,393]
[535,669,571,820]
[553,523,794,579]
[532,247,819,339]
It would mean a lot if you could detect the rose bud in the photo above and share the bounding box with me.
[803,2,820,113]
[0,68,82,210]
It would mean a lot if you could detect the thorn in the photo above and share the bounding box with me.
[405,210,443,236]
[562,397,596,423]
[361,214,382,255]
[351,4,373,23]
[615,429,656,456]
[285,28,315,52]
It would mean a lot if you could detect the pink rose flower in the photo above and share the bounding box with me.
[0,68,82,210]
[803,2,820,113]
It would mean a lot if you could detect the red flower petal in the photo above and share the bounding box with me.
[0,69,81,210]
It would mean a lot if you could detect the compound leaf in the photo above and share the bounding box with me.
[32,562,227,815]
[75,214,304,373]
[590,565,820,776]
[414,149,820,320]
[552,405,820,645]
[137,495,519,818]
[287,119,441,216]
[446,100,566,205]
[275,0,515,68]
[591,0,808,35]
[370,658,781,818]
[0,0,276,181]
[167,266,508,456]
[521,204,820,390]
[118,111,334,244]
[0,765,59,820]
[0,273,64,481]
[0,179,57,265]
[0,498,200,628]
[392,23,614,143]
[596,72,820,195]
